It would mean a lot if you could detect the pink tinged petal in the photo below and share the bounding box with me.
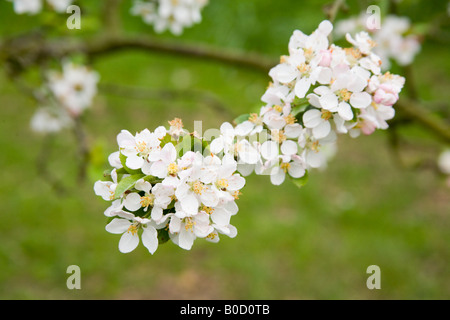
[270,167,286,185]
[178,229,196,250]
[350,92,372,109]
[126,155,144,170]
[105,218,131,234]
[303,109,322,128]
[181,194,199,215]
[312,120,331,139]
[227,175,246,191]
[118,232,139,253]
[123,193,142,212]
[294,78,311,98]
[337,102,354,121]
[142,226,158,254]
[288,162,305,178]
[281,140,298,156]
[261,141,279,161]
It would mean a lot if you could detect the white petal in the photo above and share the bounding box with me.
[261,141,279,161]
[303,109,322,128]
[227,174,246,191]
[312,120,331,139]
[281,140,298,156]
[337,101,353,120]
[294,78,311,98]
[284,124,302,138]
[211,208,231,226]
[288,162,306,178]
[105,218,131,234]
[123,193,142,212]
[126,155,144,170]
[181,194,199,215]
[270,167,286,185]
[350,92,372,109]
[118,232,139,253]
[142,226,158,254]
[178,229,196,250]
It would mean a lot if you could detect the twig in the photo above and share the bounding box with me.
[36,134,68,195]
[73,116,90,184]
[395,98,450,144]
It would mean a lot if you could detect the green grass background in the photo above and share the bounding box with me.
[0,0,449,299]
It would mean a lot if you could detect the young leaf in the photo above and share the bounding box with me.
[290,170,309,188]
[114,174,145,199]
[233,114,250,125]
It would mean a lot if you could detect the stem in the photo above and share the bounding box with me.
[73,116,90,184]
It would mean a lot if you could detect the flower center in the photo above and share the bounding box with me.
[284,114,297,125]
[167,162,179,175]
[184,218,196,232]
[336,89,352,102]
[191,181,204,195]
[136,141,147,153]
[127,223,139,236]
[321,110,333,121]
[297,63,311,76]
[280,162,291,173]
[216,178,229,190]
[140,194,155,208]
[201,205,215,215]
[273,105,283,113]
[271,129,287,143]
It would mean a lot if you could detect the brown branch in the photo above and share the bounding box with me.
[395,98,450,144]
[73,116,90,184]
[1,35,276,75]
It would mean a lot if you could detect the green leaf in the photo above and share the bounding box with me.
[114,174,145,199]
[157,228,171,245]
[119,152,142,175]
[290,170,309,188]
[233,114,250,125]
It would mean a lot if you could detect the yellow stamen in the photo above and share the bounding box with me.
[216,178,229,190]
[191,181,204,195]
[273,105,283,113]
[127,224,139,236]
[321,110,333,121]
[167,162,179,175]
[140,195,155,208]
[284,114,297,125]
[271,129,287,143]
[168,118,183,128]
[336,89,352,102]
[280,162,291,173]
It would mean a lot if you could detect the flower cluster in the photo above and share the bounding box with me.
[131,0,208,35]
[8,0,74,14]
[335,14,421,69]
[95,20,406,255]
[208,20,405,186]
[94,119,245,254]
[30,62,99,134]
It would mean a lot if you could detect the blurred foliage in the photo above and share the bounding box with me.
[0,0,449,299]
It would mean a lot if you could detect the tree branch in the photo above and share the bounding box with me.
[395,98,450,144]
